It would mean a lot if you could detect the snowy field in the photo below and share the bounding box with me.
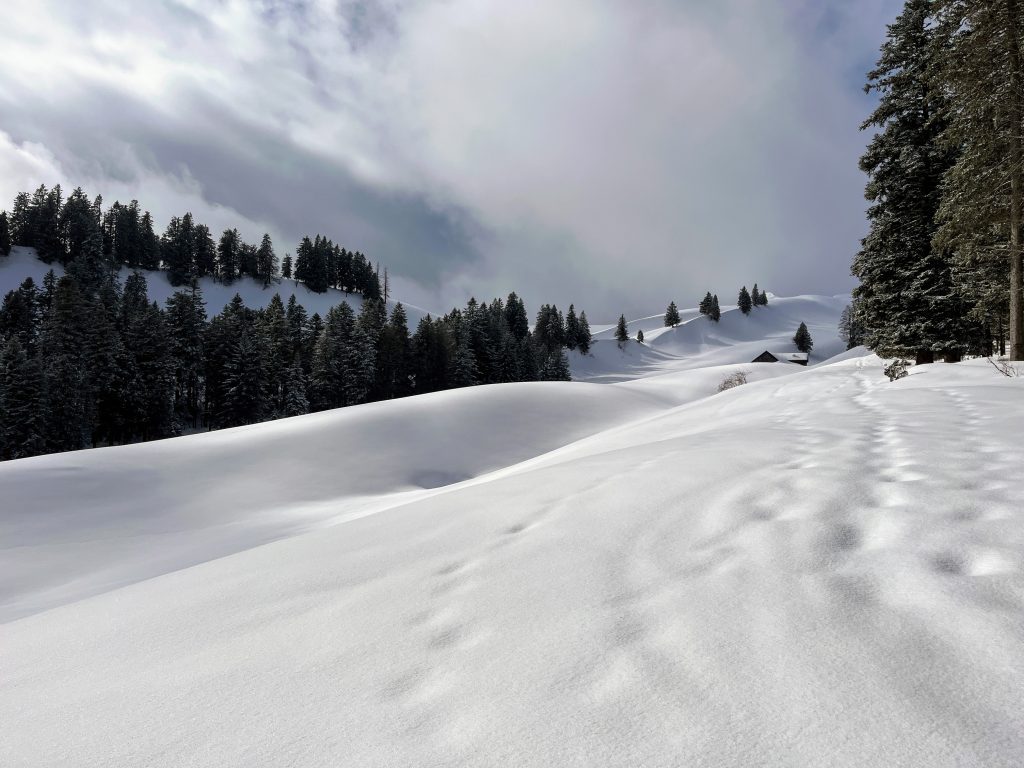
[3,288,1024,766]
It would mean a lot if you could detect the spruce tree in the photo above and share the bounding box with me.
[738,286,752,315]
[255,233,278,287]
[751,285,761,306]
[221,330,268,426]
[933,0,1024,360]
[565,304,581,350]
[854,0,964,363]
[793,322,814,354]
[0,211,11,256]
[637,328,645,343]
[664,301,681,327]
[615,314,629,344]
[0,338,45,459]
[217,228,241,284]
[710,294,721,322]
[165,287,207,429]
[540,349,571,381]
[699,291,713,315]
[281,253,293,280]
[576,310,592,354]
[281,358,309,416]
[39,276,91,451]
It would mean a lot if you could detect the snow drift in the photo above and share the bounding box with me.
[3,298,1024,767]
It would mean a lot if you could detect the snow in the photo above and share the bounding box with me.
[4,288,1024,766]
[0,245,430,321]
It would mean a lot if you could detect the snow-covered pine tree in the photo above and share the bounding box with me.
[255,233,278,288]
[738,286,752,315]
[282,358,309,416]
[0,338,45,459]
[540,349,571,381]
[793,322,814,354]
[217,228,241,284]
[853,0,966,364]
[933,0,1024,360]
[565,304,581,350]
[664,301,681,327]
[699,292,712,315]
[615,314,629,344]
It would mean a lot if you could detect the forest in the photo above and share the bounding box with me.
[0,186,591,461]
[852,0,1024,363]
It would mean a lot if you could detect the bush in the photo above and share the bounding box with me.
[884,359,909,381]
[718,371,748,392]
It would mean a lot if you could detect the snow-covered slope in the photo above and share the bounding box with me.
[575,294,848,382]
[0,246,429,320]
[4,304,1024,766]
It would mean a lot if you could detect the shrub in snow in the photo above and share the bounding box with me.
[884,359,909,381]
[718,371,748,392]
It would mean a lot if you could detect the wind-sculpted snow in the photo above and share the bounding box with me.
[3,336,1024,766]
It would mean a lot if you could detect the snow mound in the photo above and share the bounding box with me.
[4,357,1024,767]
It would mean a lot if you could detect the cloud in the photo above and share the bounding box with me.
[0,0,898,318]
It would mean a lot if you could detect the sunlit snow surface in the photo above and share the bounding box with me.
[2,279,1024,766]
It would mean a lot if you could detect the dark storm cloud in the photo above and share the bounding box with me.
[0,0,901,317]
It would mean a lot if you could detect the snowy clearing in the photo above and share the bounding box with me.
[2,295,1024,767]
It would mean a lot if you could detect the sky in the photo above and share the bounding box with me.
[0,0,898,318]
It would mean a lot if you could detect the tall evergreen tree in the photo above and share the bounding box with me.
[737,286,752,315]
[854,0,965,363]
[281,253,293,279]
[255,233,278,288]
[699,291,713,315]
[0,211,11,256]
[576,310,592,354]
[664,301,681,327]
[615,314,629,344]
[710,295,721,322]
[0,338,45,459]
[933,0,1024,359]
[793,322,814,354]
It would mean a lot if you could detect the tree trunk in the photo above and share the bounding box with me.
[1007,0,1024,359]
[916,348,935,365]
[943,350,962,363]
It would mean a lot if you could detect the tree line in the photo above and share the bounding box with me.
[0,191,593,462]
[0,184,381,298]
[853,0,1024,363]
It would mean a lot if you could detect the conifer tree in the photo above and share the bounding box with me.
[217,228,241,284]
[165,287,207,429]
[933,0,1024,359]
[738,286,752,315]
[540,349,571,381]
[751,285,761,306]
[637,328,645,343]
[0,338,45,459]
[255,233,278,288]
[699,291,713,315]
[0,211,11,256]
[281,253,293,280]
[576,310,592,354]
[281,358,309,416]
[39,276,91,451]
[710,294,721,322]
[793,322,814,354]
[664,301,681,327]
[615,314,629,344]
[565,304,581,350]
[757,288,769,306]
[854,0,964,363]
[221,330,268,426]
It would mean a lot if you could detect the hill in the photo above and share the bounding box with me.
[3,300,1024,767]
[0,246,430,321]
